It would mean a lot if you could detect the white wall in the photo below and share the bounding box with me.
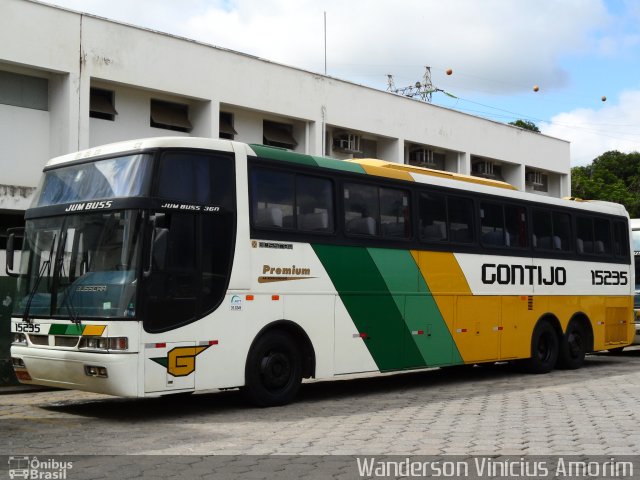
[0,104,50,187]
[0,0,571,198]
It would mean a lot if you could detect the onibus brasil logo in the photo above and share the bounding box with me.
[8,456,72,479]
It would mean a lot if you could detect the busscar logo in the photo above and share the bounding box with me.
[76,285,107,293]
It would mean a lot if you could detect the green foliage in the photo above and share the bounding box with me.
[571,151,640,217]
[508,119,541,133]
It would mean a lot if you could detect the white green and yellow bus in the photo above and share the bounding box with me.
[628,218,640,349]
[8,137,635,406]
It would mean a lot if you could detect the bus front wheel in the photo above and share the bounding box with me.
[523,321,559,374]
[242,331,302,407]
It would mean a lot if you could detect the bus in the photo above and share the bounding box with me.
[7,137,635,406]
[628,218,640,349]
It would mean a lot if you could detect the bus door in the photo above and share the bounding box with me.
[455,296,501,363]
[144,341,200,392]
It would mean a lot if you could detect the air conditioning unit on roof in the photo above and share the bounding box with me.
[333,133,361,153]
[526,171,545,186]
[410,148,437,167]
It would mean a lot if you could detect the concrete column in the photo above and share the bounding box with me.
[191,100,215,138]
[561,173,571,197]
[49,71,82,155]
[378,138,403,163]
[458,152,471,175]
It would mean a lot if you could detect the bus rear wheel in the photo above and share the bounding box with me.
[523,321,559,374]
[242,331,302,407]
[557,321,588,370]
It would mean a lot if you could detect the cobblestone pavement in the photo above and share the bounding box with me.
[1,349,640,458]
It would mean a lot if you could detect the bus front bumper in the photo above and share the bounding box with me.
[10,346,139,397]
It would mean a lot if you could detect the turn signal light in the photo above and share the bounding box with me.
[84,365,108,378]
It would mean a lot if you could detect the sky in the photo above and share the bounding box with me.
[38,0,640,166]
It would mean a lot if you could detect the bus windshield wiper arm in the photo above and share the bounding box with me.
[51,230,81,325]
[57,261,81,326]
[22,234,56,323]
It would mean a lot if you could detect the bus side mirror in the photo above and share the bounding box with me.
[5,233,18,277]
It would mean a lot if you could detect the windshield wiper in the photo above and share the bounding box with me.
[50,229,81,326]
[57,260,82,326]
[22,234,56,324]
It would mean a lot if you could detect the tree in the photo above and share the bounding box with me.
[571,151,640,217]
[508,119,540,133]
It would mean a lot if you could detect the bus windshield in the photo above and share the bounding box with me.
[32,153,152,207]
[13,210,143,319]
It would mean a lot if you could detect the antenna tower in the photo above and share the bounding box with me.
[387,66,442,103]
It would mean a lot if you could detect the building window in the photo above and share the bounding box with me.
[150,99,192,133]
[263,120,297,149]
[219,112,237,140]
[89,88,117,121]
[471,158,503,180]
[0,70,48,111]
[333,132,361,154]
[526,169,549,192]
[353,138,378,159]
[408,147,446,170]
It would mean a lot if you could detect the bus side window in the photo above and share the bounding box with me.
[418,192,447,242]
[448,196,474,243]
[576,216,594,254]
[296,176,334,233]
[552,212,572,252]
[251,169,294,229]
[380,187,411,239]
[613,221,629,257]
[594,218,612,255]
[505,205,528,248]
[344,183,378,236]
[480,202,507,247]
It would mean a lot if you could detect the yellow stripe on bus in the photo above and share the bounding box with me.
[82,325,106,336]
[346,159,415,181]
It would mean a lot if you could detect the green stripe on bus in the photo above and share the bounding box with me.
[250,144,368,175]
[250,145,318,167]
[368,248,463,366]
[49,324,83,336]
[312,156,367,174]
[312,244,424,371]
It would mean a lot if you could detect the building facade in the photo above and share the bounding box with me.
[0,0,571,238]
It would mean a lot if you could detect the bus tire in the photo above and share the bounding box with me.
[523,320,559,374]
[557,320,588,369]
[242,331,302,407]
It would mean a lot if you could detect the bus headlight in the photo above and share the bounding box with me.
[79,336,128,352]
[12,333,27,345]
